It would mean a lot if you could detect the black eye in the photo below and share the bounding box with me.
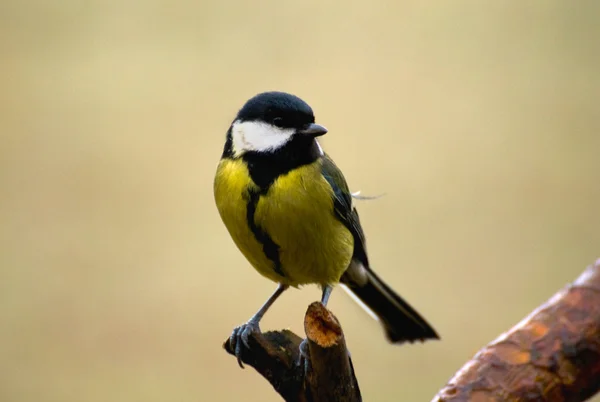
[272,117,284,127]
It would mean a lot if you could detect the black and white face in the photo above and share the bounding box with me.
[227,91,327,157]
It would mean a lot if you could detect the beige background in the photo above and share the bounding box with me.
[1,1,599,401]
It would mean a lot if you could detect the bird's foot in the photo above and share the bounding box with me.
[297,338,311,374]
[229,320,261,369]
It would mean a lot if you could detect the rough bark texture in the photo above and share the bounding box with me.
[432,259,600,402]
[223,302,361,402]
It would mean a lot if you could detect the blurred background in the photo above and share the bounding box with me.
[1,1,599,401]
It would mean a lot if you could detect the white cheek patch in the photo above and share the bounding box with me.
[230,120,294,156]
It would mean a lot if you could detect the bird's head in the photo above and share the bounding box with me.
[225,91,327,157]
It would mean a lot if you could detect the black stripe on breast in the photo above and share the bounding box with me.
[246,188,285,278]
[238,136,322,278]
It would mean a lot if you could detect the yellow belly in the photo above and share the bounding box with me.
[214,158,354,287]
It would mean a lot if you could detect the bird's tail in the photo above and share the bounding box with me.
[341,263,439,343]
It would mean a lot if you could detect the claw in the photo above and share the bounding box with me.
[297,339,311,373]
[240,325,254,349]
[227,284,289,368]
[229,320,261,369]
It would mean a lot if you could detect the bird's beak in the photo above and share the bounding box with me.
[297,123,328,137]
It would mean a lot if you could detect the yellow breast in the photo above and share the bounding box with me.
[214,158,354,287]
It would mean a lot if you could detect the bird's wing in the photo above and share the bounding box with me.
[321,154,369,265]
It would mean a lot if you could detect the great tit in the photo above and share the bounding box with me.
[214,91,438,365]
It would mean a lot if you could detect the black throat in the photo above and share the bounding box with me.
[222,130,322,192]
[244,136,322,191]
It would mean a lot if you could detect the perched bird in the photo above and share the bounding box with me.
[214,91,438,365]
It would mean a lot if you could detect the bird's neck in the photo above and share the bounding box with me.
[242,137,322,192]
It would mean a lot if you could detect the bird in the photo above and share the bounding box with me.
[214,91,439,366]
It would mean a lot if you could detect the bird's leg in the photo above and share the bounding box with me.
[229,283,289,368]
[320,284,333,307]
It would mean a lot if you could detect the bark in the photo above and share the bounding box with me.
[223,301,361,402]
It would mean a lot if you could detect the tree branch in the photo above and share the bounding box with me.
[223,301,361,402]
[432,259,600,402]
